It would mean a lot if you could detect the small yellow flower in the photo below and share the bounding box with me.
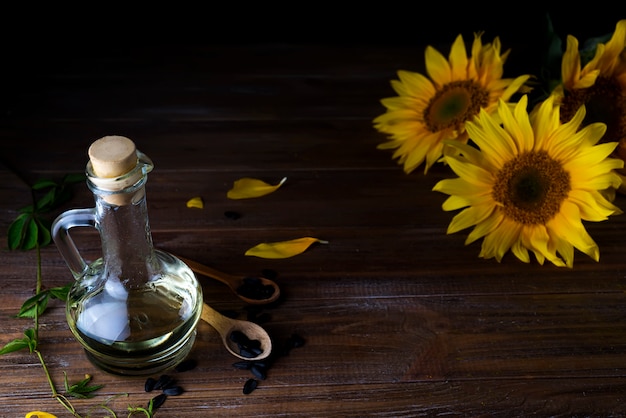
[551,19,626,191]
[25,412,57,418]
[433,95,623,267]
[373,33,530,174]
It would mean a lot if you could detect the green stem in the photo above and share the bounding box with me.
[35,349,81,417]
[33,244,81,417]
[35,349,57,397]
[34,244,41,342]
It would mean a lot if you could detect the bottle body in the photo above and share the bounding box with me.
[52,138,203,376]
[66,250,202,375]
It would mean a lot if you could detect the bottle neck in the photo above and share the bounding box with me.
[95,188,157,287]
[88,164,159,290]
[86,150,158,289]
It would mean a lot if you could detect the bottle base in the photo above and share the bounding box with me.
[82,331,198,376]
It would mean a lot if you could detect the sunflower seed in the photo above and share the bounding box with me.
[224,210,241,220]
[250,364,267,380]
[144,377,157,392]
[151,393,167,410]
[289,333,306,348]
[163,386,185,396]
[154,374,175,390]
[232,361,253,370]
[236,277,275,300]
[243,378,258,395]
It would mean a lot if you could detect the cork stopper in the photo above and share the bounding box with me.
[88,136,137,178]
[87,136,146,205]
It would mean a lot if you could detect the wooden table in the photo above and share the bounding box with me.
[2,17,626,417]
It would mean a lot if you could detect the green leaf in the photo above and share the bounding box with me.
[0,338,30,355]
[35,218,52,247]
[49,284,71,301]
[0,328,37,355]
[63,372,104,399]
[7,213,30,250]
[35,188,58,211]
[21,218,39,251]
[63,173,86,184]
[17,291,50,318]
[31,179,58,190]
[18,204,34,214]
[24,328,37,351]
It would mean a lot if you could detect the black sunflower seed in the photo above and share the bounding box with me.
[243,378,258,395]
[154,374,175,390]
[224,210,241,220]
[163,385,185,396]
[289,333,306,348]
[236,277,275,300]
[250,364,267,380]
[239,347,257,358]
[229,330,249,344]
[144,377,157,392]
[240,338,261,350]
[232,361,253,370]
[151,393,167,410]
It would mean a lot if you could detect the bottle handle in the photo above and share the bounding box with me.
[51,208,97,279]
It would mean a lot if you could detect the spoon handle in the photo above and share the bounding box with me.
[173,254,237,287]
[201,302,231,334]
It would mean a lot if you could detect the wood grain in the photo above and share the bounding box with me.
[2,31,626,417]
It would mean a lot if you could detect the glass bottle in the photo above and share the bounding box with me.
[52,136,203,376]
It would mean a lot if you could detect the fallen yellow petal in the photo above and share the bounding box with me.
[186,196,204,209]
[227,177,287,199]
[25,412,57,418]
[245,237,328,259]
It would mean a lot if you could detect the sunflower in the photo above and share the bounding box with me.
[373,32,530,174]
[551,19,626,191]
[432,94,623,268]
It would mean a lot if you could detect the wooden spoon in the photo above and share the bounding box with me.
[174,254,281,305]
[201,302,272,361]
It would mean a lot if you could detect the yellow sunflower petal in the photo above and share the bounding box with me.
[447,204,494,235]
[531,95,560,149]
[550,201,599,262]
[396,70,436,98]
[467,109,514,168]
[481,218,522,262]
[227,177,287,200]
[465,209,504,245]
[567,189,618,221]
[448,34,469,79]
[186,196,204,209]
[425,44,452,85]
[245,237,328,259]
[511,239,531,263]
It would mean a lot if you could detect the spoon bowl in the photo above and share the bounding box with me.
[174,254,281,305]
[201,302,272,361]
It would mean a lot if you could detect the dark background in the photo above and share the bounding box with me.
[2,7,623,63]
[0,6,623,101]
